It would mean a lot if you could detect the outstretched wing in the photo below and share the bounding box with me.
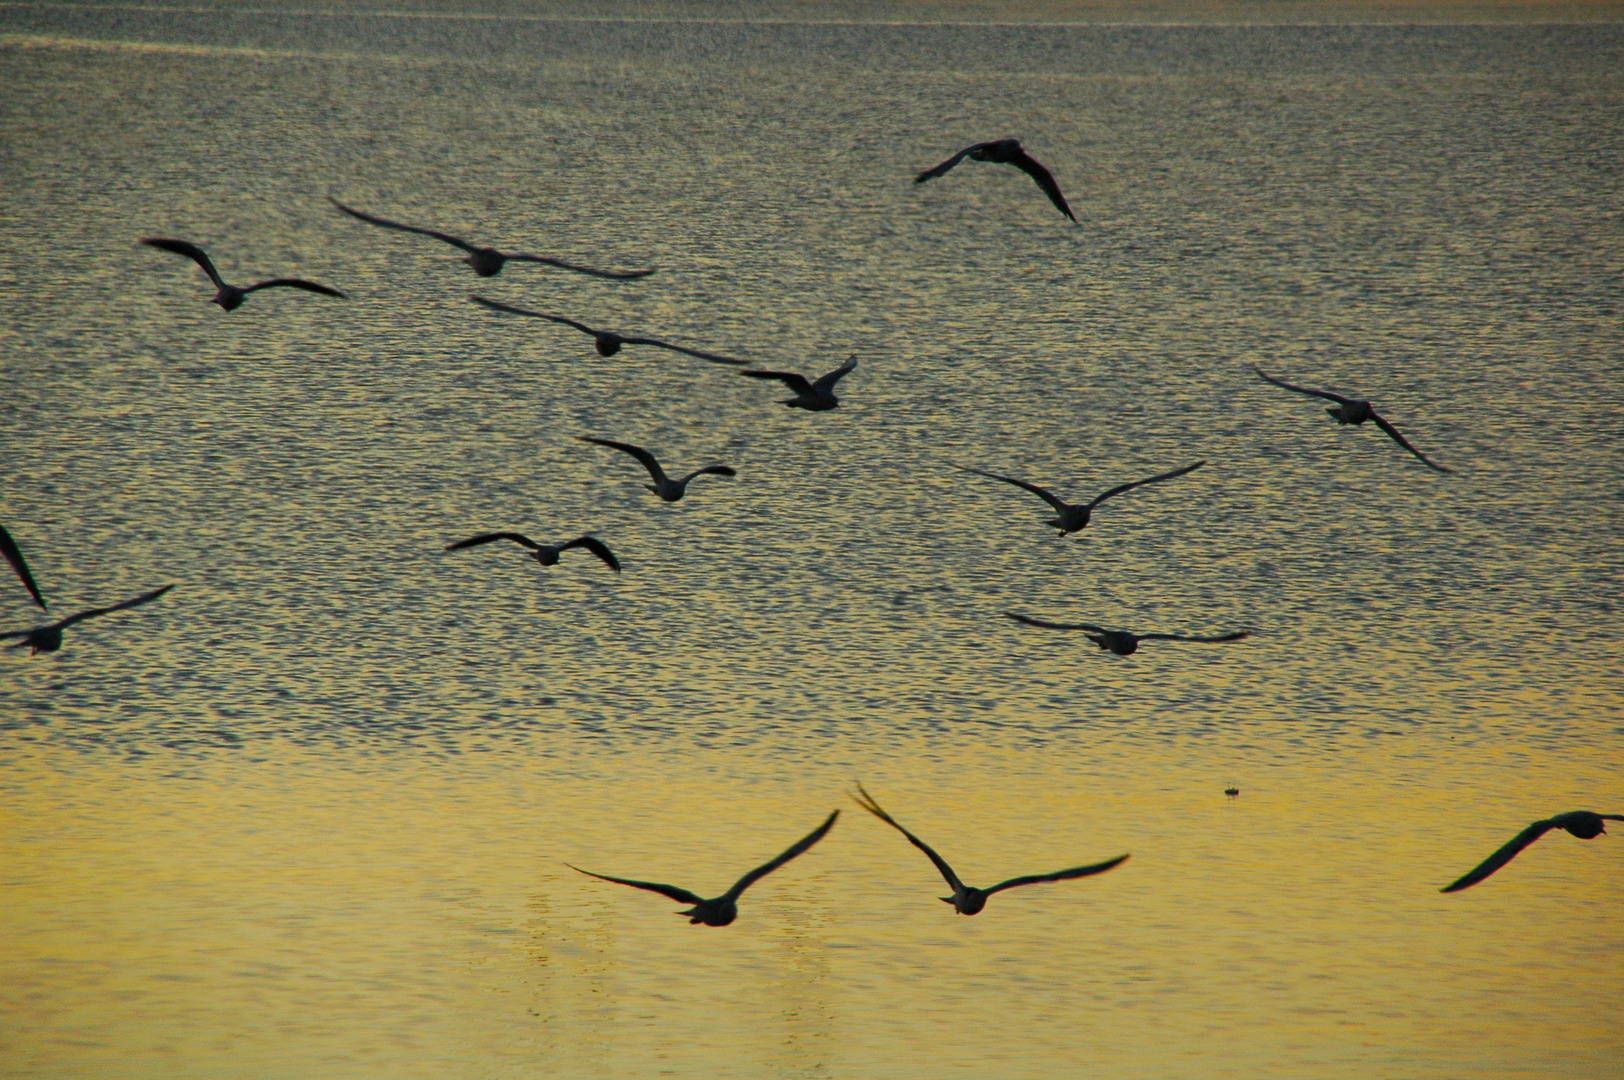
[741,370,814,395]
[57,584,175,629]
[1369,411,1452,473]
[1138,630,1250,644]
[445,532,540,552]
[956,466,1072,513]
[469,296,599,336]
[566,864,704,905]
[619,337,748,366]
[812,355,858,392]
[242,278,346,298]
[1254,366,1352,405]
[328,197,478,254]
[915,142,990,183]
[680,466,737,484]
[1009,149,1076,221]
[851,784,966,893]
[985,854,1130,896]
[1441,818,1562,893]
[560,536,621,572]
[505,254,655,281]
[0,525,47,610]
[1087,460,1205,509]
[577,436,667,485]
[723,810,840,902]
[141,238,226,290]
[1005,612,1107,634]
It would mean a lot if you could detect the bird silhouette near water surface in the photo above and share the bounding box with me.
[445,532,620,573]
[1,584,173,656]
[141,239,345,311]
[1441,811,1623,893]
[958,460,1205,537]
[1,525,47,611]
[851,784,1126,915]
[1254,366,1451,472]
[329,197,654,280]
[1005,612,1250,655]
[915,138,1075,221]
[740,355,858,411]
[471,296,746,365]
[577,437,737,502]
[567,810,839,926]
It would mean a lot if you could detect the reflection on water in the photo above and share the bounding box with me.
[1,4,1621,1078]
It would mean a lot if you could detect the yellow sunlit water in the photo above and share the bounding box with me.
[2,3,1621,1077]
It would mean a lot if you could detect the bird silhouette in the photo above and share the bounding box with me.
[142,239,345,312]
[2,584,173,655]
[445,532,620,572]
[1006,612,1249,656]
[1441,811,1623,893]
[1,524,47,610]
[958,460,1204,537]
[471,296,745,365]
[1254,366,1450,472]
[567,810,839,926]
[740,355,858,411]
[851,784,1125,915]
[329,197,653,280]
[577,437,736,502]
[915,138,1075,221]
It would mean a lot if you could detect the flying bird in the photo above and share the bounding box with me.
[958,460,1205,536]
[142,239,345,312]
[1441,810,1623,893]
[915,138,1075,221]
[851,784,1126,915]
[329,197,653,280]
[445,532,620,573]
[2,584,174,656]
[567,810,839,926]
[1,524,47,610]
[471,296,746,365]
[1254,366,1451,472]
[1006,612,1249,656]
[740,355,857,411]
[577,437,737,502]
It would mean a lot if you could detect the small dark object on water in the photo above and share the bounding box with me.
[1225,787,1240,798]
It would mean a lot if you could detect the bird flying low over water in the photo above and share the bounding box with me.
[1,525,47,610]
[958,460,1204,537]
[470,296,746,365]
[915,138,1075,221]
[329,197,654,280]
[1254,366,1451,472]
[577,437,737,503]
[141,239,345,312]
[1005,612,1249,656]
[740,355,858,411]
[1441,810,1623,893]
[851,784,1126,915]
[445,532,620,572]
[567,810,839,926]
[2,584,173,655]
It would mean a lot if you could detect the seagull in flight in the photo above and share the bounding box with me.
[2,584,174,656]
[851,784,1126,915]
[1005,612,1249,656]
[471,296,746,365]
[578,437,737,502]
[1,525,47,610]
[142,239,345,312]
[958,460,1204,537]
[1441,810,1623,893]
[740,355,858,411]
[1254,367,1451,472]
[445,532,620,573]
[567,810,839,926]
[329,197,653,280]
[915,138,1075,221]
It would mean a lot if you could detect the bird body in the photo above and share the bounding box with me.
[1441,810,1623,892]
[445,532,620,572]
[915,138,1075,221]
[741,355,857,411]
[471,296,745,365]
[578,437,736,502]
[1254,366,1450,472]
[1005,612,1249,655]
[142,239,344,311]
[959,460,1204,536]
[2,584,174,655]
[568,810,839,926]
[1,524,46,610]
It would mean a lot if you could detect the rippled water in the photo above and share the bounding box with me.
[2,6,1622,1078]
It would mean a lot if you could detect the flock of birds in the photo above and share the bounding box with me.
[3,137,1615,918]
